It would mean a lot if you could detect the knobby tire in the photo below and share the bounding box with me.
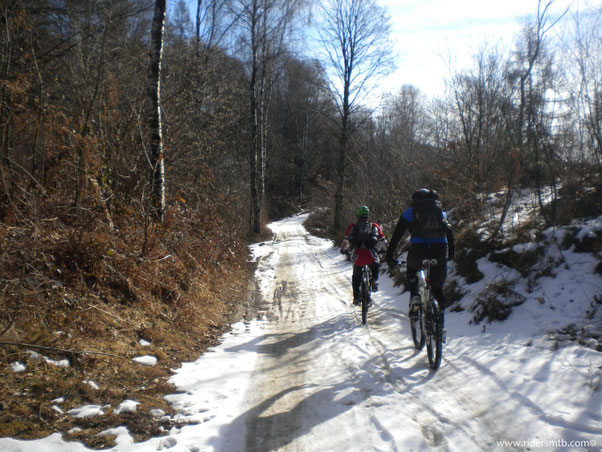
[361,283,368,325]
[426,300,443,370]
[361,266,370,325]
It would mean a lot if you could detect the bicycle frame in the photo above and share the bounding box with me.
[418,259,438,313]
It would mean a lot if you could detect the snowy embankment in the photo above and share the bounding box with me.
[0,213,600,451]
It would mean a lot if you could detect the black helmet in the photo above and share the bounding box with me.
[412,188,439,204]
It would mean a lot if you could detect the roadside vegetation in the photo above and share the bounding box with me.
[1,0,601,447]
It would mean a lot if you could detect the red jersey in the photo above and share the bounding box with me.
[344,222,385,266]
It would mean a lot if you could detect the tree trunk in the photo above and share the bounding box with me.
[248,1,261,235]
[333,68,351,234]
[333,121,347,234]
[148,0,167,223]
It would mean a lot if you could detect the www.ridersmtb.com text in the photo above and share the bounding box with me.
[496,439,597,449]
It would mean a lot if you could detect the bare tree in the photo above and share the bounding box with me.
[447,46,510,190]
[318,0,394,233]
[231,0,305,234]
[268,57,328,204]
[487,0,567,239]
[148,0,167,223]
[561,4,602,167]
[195,0,233,58]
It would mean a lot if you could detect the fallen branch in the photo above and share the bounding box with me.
[0,340,126,359]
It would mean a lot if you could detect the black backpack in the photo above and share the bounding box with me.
[349,221,377,249]
[412,197,445,239]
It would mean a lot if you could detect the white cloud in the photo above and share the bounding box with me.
[373,0,582,99]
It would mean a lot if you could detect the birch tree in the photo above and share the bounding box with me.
[318,0,394,233]
[148,0,167,222]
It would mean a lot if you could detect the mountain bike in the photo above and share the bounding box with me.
[408,259,443,370]
[359,264,372,325]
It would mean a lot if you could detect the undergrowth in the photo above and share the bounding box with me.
[0,182,252,447]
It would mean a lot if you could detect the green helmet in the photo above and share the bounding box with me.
[356,205,370,218]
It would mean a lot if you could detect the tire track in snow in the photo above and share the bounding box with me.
[241,214,506,451]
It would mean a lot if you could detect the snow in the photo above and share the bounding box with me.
[26,350,70,368]
[0,213,600,451]
[10,361,26,373]
[132,355,158,366]
[114,400,140,414]
[67,405,106,418]
[84,380,99,390]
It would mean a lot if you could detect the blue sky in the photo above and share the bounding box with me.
[180,0,596,102]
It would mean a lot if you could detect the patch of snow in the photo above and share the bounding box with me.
[10,362,26,373]
[133,355,157,366]
[114,400,139,414]
[67,405,105,418]
[149,408,165,417]
[83,380,99,390]
[512,242,538,253]
[45,357,70,367]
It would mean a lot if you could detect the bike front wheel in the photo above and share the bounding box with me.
[426,301,443,370]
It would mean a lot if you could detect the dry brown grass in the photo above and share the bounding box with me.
[0,183,252,448]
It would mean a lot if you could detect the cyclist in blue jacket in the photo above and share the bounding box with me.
[386,189,455,338]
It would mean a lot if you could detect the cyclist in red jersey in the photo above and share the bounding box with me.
[343,206,386,305]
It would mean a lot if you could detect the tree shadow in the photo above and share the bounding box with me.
[206,313,440,450]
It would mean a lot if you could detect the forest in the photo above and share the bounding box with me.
[0,0,600,445]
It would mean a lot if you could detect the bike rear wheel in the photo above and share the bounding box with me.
[410,306,425,350]
[360,266,370,325]
[426,300,443,370]
[361,281,369,325]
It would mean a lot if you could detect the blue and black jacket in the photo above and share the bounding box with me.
[386,206,455,262]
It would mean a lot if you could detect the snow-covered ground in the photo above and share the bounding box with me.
[1,213,600,451]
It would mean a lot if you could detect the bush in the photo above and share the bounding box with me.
[545,174,602,224]
[470,279,526,324]
[444,278,465,309]
[489,245,544,277]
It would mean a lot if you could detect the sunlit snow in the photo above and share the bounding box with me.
[0,210,600,452]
